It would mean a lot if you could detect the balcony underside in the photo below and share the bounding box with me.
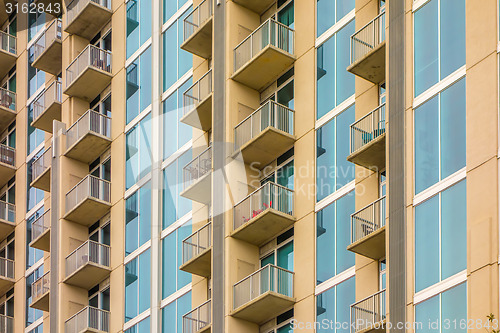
[347,225,386,260]
[0,50,16,79]
[64,2,113,40]
[64,198,111,226]
[32,40,62,75]
[0,163,15,186]
[196,325,211,333]
[0,219,14,240]
[32,101,62,133]
[0,106,16,130]
[347,42,386,84]
[30,167,51,192]
[30,228,50,252]
[231,291,295,324]
[231,209,295,246]
[179,247,211,278]
[180,93,212,131]
[30,291,50,311]
[356,319,387,333]
[74,328,106,333]
[232,46,295,91]
[0,277,14,294]
[347,133,386,171]
[180,172,211,205]
[64,67,112,101]
[64,263,111,289]
[65,132,111,164]
[233,0,275,13]
[234,127,295,169]
[180,17,213,59]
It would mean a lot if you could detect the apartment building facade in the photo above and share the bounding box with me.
[0,0,495,332]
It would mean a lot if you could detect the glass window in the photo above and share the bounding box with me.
[316,277,355,333]
[316,105,355,201]
[316,19,355,119]
[28,49,45,99]
[28,0,44,41]
[126,0,152,58]
[164,0,189,23]
[126,47,152,124]
[125,317,150,333]
[126,114,152,189]
[316,191,355,285]
[27,154,44,212]
[414,78,465,194]
[27,208,44,268]
[28,324,43,333]
[414,0,465,96]
[163,9,193,91]
[161,292,191,333]
[26,266,44,326]
[27,104,44,155]
[316,0,354,37]
[163,150,192,228]
[163,78,193,159]
[415,180,466,292]
[125,182,151,256]
[162,222,192,298]
[125,249,151,322]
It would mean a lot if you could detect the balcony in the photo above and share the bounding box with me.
[31,81,62,133]
[347,12,386,84]
[183,300,211,333]
[180,222,211,277]
[65,306,110,333]
[64,240,111,289]
[65,0,112,40]
[234,100,294,168]
[30,210,51,252]
[180,146,212,205]
[64,175,111,226]
[30,271,50,311]
[0,88,16,129]
[347,197,386,260]
[232,264,294,323]
[0,145,15,185]
[0,31,16,79]
[64,45,112,101]
[180,0,213,59]
[32,19,62,75]
[0,201,15,240]
[347,104,386,171]
[0,258,14,291]
[0,314,13,333]
[233,0,275,14]
[31,147,52,192]
[180,70,212,131]
[351,290,386,333]
[65,110,111,163]
[232,19,295,91]
[232,182,294,246]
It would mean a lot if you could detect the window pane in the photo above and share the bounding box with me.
[177,223,192,289]
[336,192,355,273]
[163,24,177,89]
[162,233,176,298]
[316,203,335,284]
[316,120,335,201]
[440,0,465,79]
[316,286,335,332]
[335,105,355,189]
[335,20,355,106]
[442,283,467,333]
[336,277,355,333]
[316,38,335,119]
[138,249,151,314]
[415,293,440,333]
[277,241,294,271]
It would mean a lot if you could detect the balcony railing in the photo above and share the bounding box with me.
[33,18,62,61]
[183,299,211,333]
[32,271,50,302]
[234,18,294,72]
[351,196,386,244]
[234,182,294,230]
[33,81,62,121]
[66,110,111,149]
[31,210,50,243]
[0,87,15,111]
[234,100,294,151]
[0,201,14,224]
[32,147,52,181]
[350,103,386,154]
[66,45,112,88]
[65,175,111,213]
[0,144,14,167]
[351,12,385,64]
[183,146,212,190]
[0,314,12,332]
[0,257,14,279]
[0,31,16,55]
[65,306,110,333]
[66,240,110,277]
[233,264,293,310]
[183,69,212,116]
[182,222,211,265]
[351,289,386,333]
[66,0,112,27]
[184,0,212,42]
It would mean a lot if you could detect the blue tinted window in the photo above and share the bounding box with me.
[163,150,192,228]
[316,0,354,37]
[124,317,150,333]
[126,114,152,189]
[162,223,192,298]
[26,208,44,268]
[126,47,152,124]
[125,249,151,322]
[164,0,189,23]
[126,0,152,58]
[27,153,44,211]
[162,292,192,333]
[316,277,355,332]
[415,293,439,333]
[28,48,45,99]
[26,267,44,326]
[125,182,152,256]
